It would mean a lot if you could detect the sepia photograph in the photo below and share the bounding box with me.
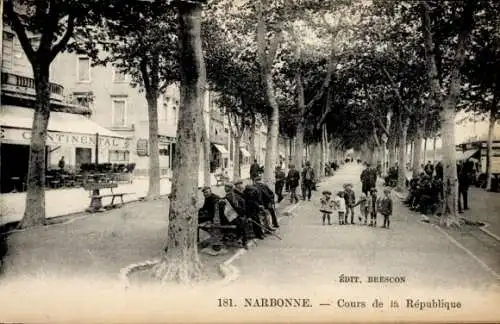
[0,0,499,322]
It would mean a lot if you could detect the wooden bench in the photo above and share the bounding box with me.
[84,182,119,212]
[89,192,135,210]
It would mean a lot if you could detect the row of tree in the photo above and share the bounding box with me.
[4,0,498,282]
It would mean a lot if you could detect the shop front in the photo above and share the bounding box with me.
[210,142,229,174]
[0,106,130,193]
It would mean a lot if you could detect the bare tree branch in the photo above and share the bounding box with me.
[4,0,36,63]
[381,66,413,115]
[139,58,151,94]
[49,13,76,62]
[305,47,336,113]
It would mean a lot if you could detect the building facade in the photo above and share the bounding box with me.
[1,25,128,193]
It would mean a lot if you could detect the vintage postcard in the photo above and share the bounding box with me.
[0,0,499,322]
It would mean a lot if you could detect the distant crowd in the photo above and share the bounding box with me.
[197,158,399,253]
[399,160,474,215]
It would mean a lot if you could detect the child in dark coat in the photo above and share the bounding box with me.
[343,183,356,224]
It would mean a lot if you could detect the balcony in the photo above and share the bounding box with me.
[1,72,65,102]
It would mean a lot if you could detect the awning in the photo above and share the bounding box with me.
[1,106,130,149]
[240,147,251,157]
[212,143,229,154]
[456,149,479,161]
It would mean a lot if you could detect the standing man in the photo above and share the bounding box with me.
[360,163,371,195]
[254,176,279,229]
[435,161,443,180]
[250,159,260,183]
[275,165,286,203]
[301,161,315,201]
[58,156,65,171]
[286,164,300,204]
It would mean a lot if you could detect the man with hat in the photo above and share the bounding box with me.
[301,161,315,201]
[221,182,249,248]
[198,186,220,224]
[286,164,300,204]
[254,176,279,229]
[242,179,266,239]
[275,165,286,203]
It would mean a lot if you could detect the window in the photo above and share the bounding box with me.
[113,67,127,83]
[109,150,130,162]
[159,145,170,156]
[112,97,127,126]
[2,32,14,70]
[72,92,94,108]
[77,56,91,82]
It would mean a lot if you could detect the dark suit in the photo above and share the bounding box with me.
[198,193,220,223]
[224,189,248,245]
[255,182,279,228]
[243,185,264,238]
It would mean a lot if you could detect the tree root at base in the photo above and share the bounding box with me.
[153,257,204,285]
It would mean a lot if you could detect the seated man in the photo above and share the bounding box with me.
[254,176,279,229]
[404,176,419,207]
[198,186,221,224]
[222,182,249,248]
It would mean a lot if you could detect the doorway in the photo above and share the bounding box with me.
[75,147,92,170]
[1,144,30,193]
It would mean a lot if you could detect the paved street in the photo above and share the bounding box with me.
[222,164,500,306]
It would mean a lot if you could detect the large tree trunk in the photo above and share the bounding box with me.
[233,134,242,179]
[146,92,161,200]
[388,139,397,167]
[485,99,497,191]
[155,2,204,284]
[295,72,306,169]
[257,1,279,188]
[412,128,424,178]
[248,115,256,161]
[312,142,321,178]
[19,62,51,228]
[396,116,410,192]
[264,109,279,187]
[423,137,428,163]
[421,0,476,227]
[432,136,437,162]
[439,105,459,226]
[321,125,328,177]
[201,113,211,186]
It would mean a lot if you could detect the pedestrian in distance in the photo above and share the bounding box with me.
[320,190,335,225]
[368,188,379,227]
[286,164,300,204]
[334,191,346,225]
[379,188,393,229]
[343,183,356,224]
[250,159,260,184]
[275,165,286,203]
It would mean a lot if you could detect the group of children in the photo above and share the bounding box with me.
[319,184,393,229]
